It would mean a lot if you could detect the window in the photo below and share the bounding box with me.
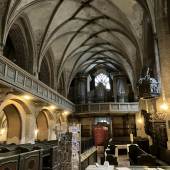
[95,73,111,90]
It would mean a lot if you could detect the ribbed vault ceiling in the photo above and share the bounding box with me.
[0,0,155,92]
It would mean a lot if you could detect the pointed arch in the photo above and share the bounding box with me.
[3,15,35,74]
[38,51,55,88]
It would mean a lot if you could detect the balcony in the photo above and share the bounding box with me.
[75,102,139,115]
[0,55,75,112]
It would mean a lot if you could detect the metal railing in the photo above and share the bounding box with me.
[76,102,139,113]
[0,55,75,111]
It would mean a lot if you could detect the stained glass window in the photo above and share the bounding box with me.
[95,73,111,90]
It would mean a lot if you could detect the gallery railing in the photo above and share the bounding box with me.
[76,102,139,114]
[0,55,75,112]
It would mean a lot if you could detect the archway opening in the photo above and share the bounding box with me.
[0,104,22,144]
[36,111,49,141]
[58,72,66,96]
[4,19,33,74]
[39,57,51,87]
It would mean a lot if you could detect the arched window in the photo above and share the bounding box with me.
[95,73,111,90]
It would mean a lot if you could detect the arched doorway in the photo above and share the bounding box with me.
[0,104,22,144]
[36,110,55,141]
[0,96,35,144]
[36,111,48,141]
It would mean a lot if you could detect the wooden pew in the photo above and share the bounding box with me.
[19,149,42,170]
[0,153,19,170]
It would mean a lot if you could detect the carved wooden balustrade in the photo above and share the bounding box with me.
[75,102,139,114]
[0,55,75,112]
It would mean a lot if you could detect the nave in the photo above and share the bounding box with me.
[0,0,170,170]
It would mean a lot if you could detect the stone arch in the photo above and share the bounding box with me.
[3,104,22,144]
[0,113,7,142]
[0,96,35,144]
[3,16,34,74]
[38,57,54,88]
[36,109,55,141]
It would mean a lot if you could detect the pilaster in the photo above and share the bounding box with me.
[0,44,3,56]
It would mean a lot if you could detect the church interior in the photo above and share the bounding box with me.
[0,0,170,169]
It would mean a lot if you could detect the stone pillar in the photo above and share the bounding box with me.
[156,1,170,149]
[136,112,145,137]
[0,45,3,56]
[112,74,117,102]
[115,75,129,102]
[75,74,87,104]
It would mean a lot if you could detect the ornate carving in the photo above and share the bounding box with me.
[151,112,167,121]
[138,68,160,99]
[142,110,168,148]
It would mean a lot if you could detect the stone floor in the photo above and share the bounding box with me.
[117,154,130,167]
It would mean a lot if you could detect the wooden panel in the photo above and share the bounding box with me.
[32,81,38,92]
[38,85,43,95]
[0,154,19,170]
[100,104,109,111]
[17,72,25,85]
[112,115,136,137]
[0,61,5,76]
[7,66,15,80]
[19,150,40,170]
[25,77,32,88]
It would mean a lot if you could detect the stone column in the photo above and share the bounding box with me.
[156,1,170,149]
[112,74,117,102]
[0,45,3,56]
[115,75,129,102]
[74,74,87,104]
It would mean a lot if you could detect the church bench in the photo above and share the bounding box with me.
[19,149,42,170]
[0,145,42,170]
[128,144,157,166]
[0,154,19,170]
[105,154,118,165]
[35,142,61,170]
[0,138,72,170]
[150,144,170,166]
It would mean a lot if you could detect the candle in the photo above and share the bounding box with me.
[130,133,133,143]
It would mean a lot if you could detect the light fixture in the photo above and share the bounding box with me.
[49,105,56,110]
[137,118,143,124]
[22,95,32,100]
[63,111,70,116]
[34,129,39,136]
[0,128,5,135]
[160,102,168,111]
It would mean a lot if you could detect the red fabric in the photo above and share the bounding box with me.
[93,126,108,146]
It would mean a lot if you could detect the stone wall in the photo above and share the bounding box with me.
[145,1,170,148]
[0,93,68,144]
